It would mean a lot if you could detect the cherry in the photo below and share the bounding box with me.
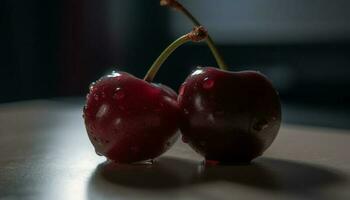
[162,0,281,163]
[178,67,281,163]
[83,27,208,163]
[84,72,180,163]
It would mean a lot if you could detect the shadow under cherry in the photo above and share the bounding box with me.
[87,156,346,199]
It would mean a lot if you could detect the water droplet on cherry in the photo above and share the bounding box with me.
[82,106,87,118]
[93,94,99,101]
[89,82,96,91]
[115,118,122,126]
[253,119,269,131]
[113,87,125,100]
[194,96,204,111]
[96,104,109,118]
[203,77,214,89]
[107,71,121,78]
[191,68,204,76]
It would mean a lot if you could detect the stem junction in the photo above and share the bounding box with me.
[144,26,208,82]
[160,0,228,71]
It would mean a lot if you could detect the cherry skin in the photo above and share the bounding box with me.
[178,67,281,163]
[82,27,208,163]
[83,71,180,163]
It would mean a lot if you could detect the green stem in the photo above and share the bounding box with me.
[163,1,228,71]
[144,35,189,82]
[206,37,227,70]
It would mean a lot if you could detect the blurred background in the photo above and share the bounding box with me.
[1,0,350,128]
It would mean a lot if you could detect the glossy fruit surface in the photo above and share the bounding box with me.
[178,67,281,163]
[83,71,180,163]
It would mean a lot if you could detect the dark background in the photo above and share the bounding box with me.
[1,0,349,128]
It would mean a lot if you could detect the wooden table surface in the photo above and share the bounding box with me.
[0,100,349,200]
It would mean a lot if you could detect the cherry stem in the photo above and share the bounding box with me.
[160,0,228,71]
[144,26,208,82]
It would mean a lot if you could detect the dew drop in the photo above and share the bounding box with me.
[93,94,99,101]
[82,106,87,118]
[89,82,96,91]
[107,71,121,78]
[253,119,269,131]
[202,77,214,89]
[191,68,204,76]
[113,87,125,100]
[194,96,204,111]
[96,104,109,118]
[115,118,122,126]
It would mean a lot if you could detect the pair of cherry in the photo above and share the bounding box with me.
[83,1,281,164]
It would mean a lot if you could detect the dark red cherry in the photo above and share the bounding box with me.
[83,71,180,163]
[82,27,208,163]
[178,67,281,163]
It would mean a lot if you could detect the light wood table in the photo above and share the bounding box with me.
[0,100,349,200]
